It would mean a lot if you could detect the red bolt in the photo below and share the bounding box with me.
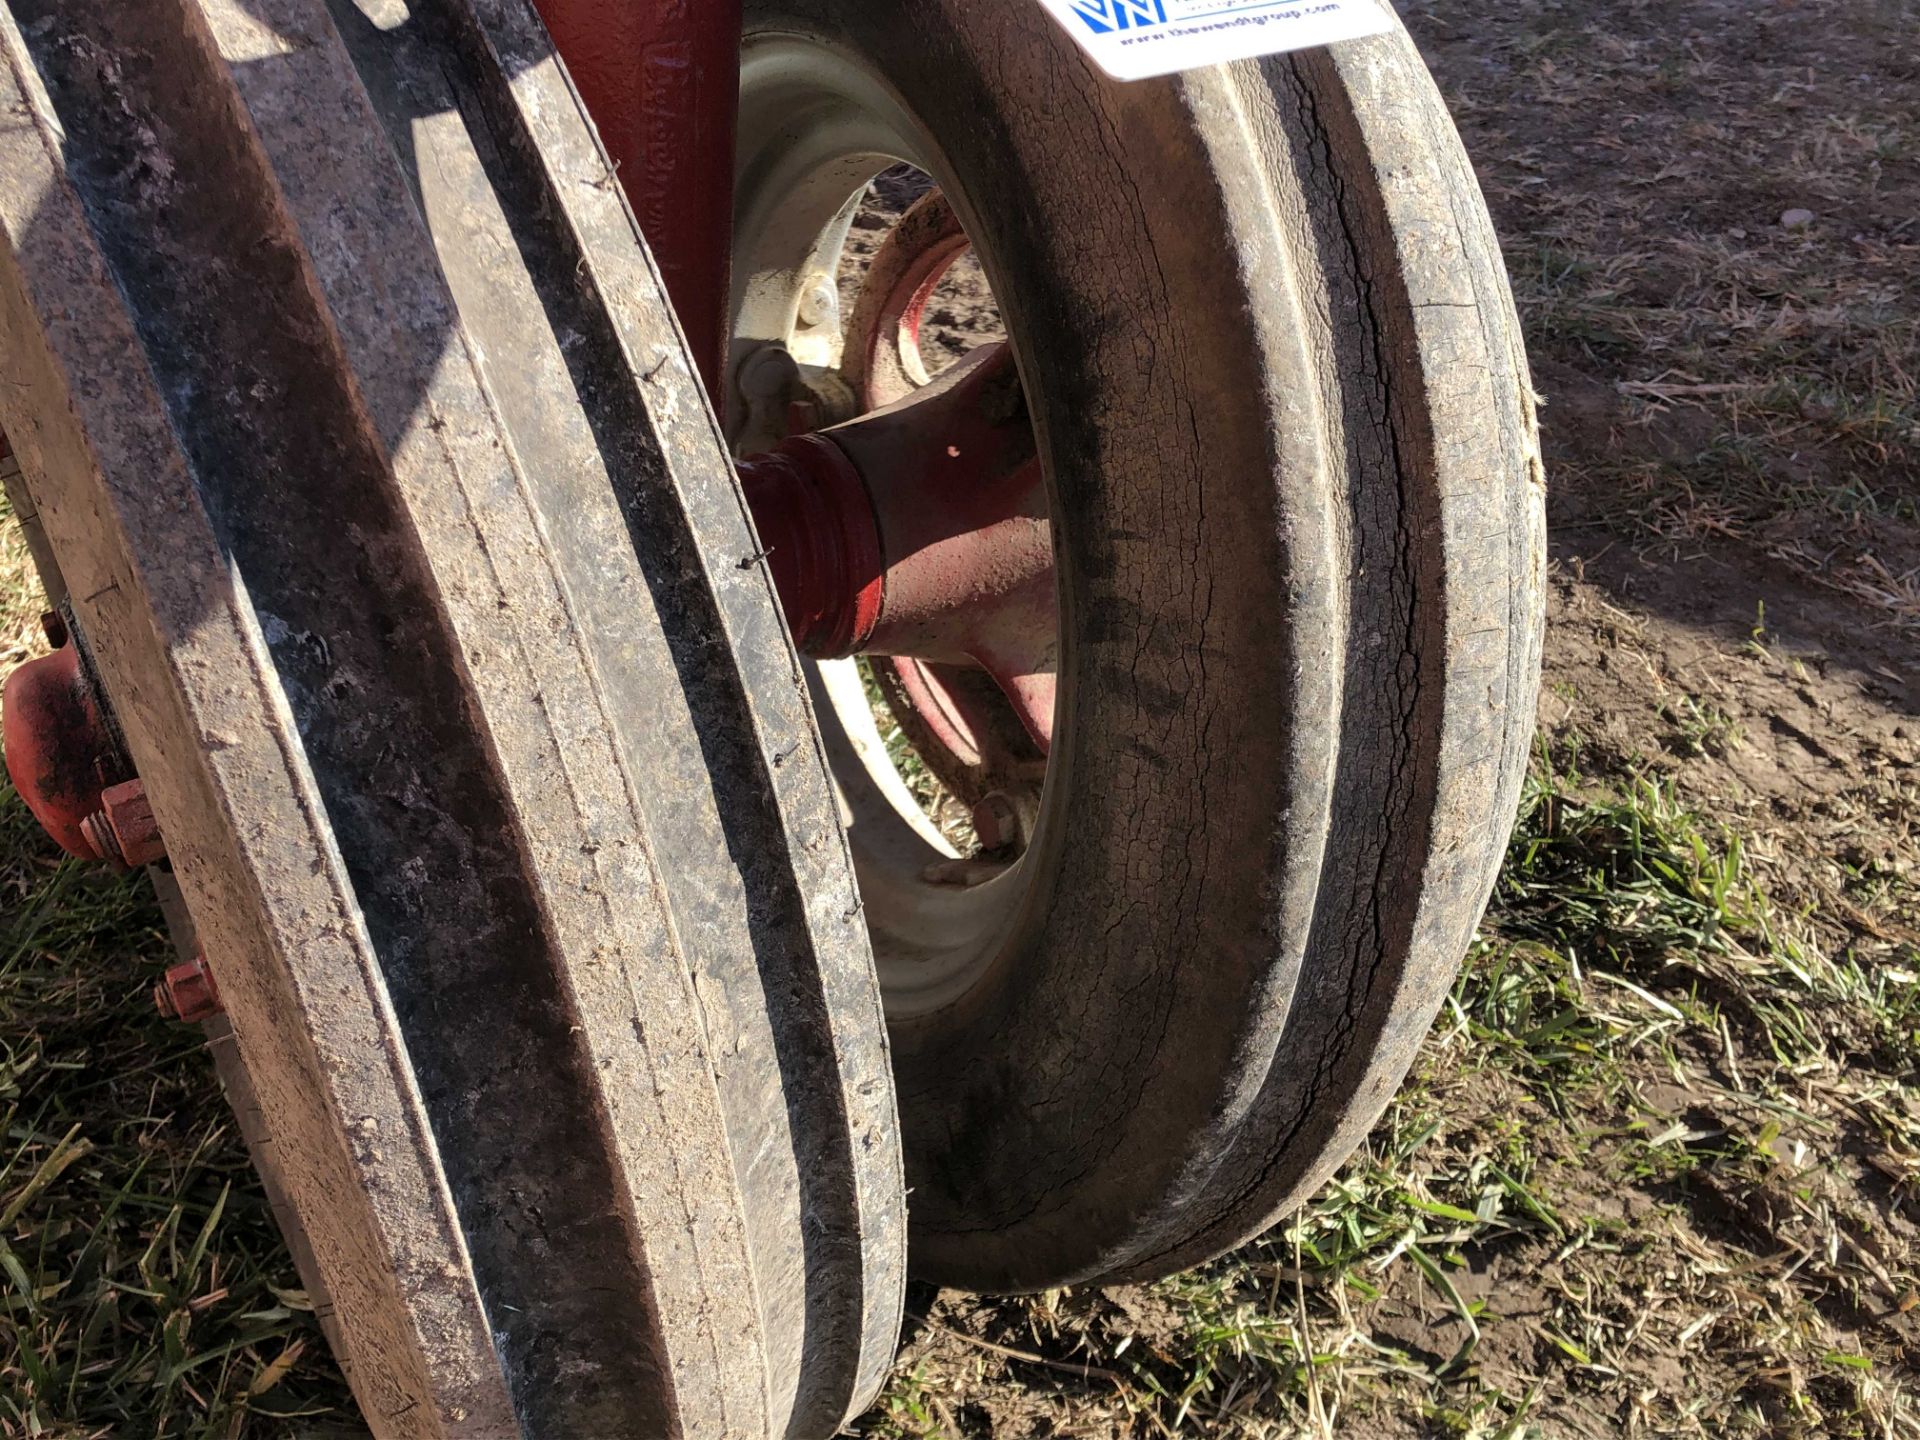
[155,953,223,1024]
[78,778,165,871]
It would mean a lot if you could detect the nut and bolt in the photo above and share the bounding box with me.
[785,398,824,436]
[78,778,166,871]
[797,276,839,330]
[155,953,223,1024]
[739,340,802,403]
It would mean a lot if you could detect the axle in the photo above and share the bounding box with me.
[738,343,1058,749]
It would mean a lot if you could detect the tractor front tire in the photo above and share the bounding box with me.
[738,0,1546,1291]
[0,2,905,1434]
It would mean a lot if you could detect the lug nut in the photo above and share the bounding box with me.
[797,276,839,329]
[155,953,223,1024]
[79,778,165,871]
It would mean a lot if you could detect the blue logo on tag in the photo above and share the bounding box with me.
[1071,0,1169,33]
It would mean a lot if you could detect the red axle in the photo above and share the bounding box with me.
[738,344,1058,750]
[737,434,886,659]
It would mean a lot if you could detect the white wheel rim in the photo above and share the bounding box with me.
[735,32,1051,1019]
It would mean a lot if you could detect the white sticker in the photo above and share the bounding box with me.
[1034,0,1394,81]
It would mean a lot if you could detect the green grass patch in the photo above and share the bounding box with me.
[0,808,358,1437]
[989,736,1920,1437]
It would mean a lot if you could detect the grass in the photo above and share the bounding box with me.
[0,493,357,1435]
[860,743,1919,1438]
[1411,0,1920,630]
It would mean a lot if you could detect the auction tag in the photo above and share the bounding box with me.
[1034,0,1394,81]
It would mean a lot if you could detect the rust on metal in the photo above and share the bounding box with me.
[155,953,223,1024]
[80,777,164,871]
[1,639,125,861]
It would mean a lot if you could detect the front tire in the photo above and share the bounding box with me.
[736,0,1545,1290]
[0,2,905,1432]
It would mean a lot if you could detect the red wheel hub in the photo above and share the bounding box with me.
[738,342,1058,751]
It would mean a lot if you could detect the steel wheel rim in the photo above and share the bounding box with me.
[733,32,1061,1020]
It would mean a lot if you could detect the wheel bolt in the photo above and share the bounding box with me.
[797,276,839,330]
[155,953,223,1024]
[78,778,165,871]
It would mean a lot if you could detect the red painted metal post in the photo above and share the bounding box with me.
[531,0,743,409]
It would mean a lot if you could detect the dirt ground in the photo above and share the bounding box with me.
[0,1,1915,1437]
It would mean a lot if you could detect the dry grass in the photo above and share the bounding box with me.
[0,495,39,678]
[1425,0,1920,631]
